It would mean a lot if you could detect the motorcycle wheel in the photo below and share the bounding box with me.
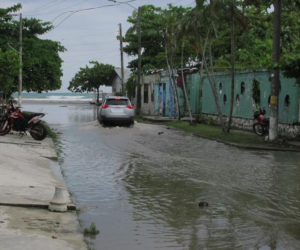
[0,120,11,136]
[253,124,265,136]
[30,122,47,141]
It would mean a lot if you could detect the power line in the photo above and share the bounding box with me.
[63,52,120,67]
[172,0,184,4]
[58,27,113,31]
[63,49,119,58]
[22,0,61,14]
[59,31,118,41]
[66,47,120,52]
[50,2,125,30]
[23,0,90,17]
[63,40,119,46]
[65,46,119,52]
[184,1,195,7]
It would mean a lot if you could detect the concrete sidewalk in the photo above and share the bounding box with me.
[141,115,300,152]
[0,133,87,250]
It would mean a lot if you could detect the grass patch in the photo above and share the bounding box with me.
[41,121,58,140]
[164,121,266,146]
[83,222,100,236]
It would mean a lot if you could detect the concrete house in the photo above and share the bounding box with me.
[108,68,131,94]
[140,69,300,138]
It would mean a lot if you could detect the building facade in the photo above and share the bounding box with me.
[140,70,300,138]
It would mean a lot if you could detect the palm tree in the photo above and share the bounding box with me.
[269,0,281,141]
[206,0,248,132]
[180,41,193,124]
[164,26,181,120]
[195,0,226,131]
[174,13,197,124]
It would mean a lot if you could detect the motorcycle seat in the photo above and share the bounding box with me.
[24,113,45,119]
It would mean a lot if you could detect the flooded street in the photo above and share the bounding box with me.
[24,104,300,250]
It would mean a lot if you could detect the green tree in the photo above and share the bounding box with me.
[0,4,65,95]
[0,4,21,97]
[195,0,226,131]
[206,0,248,132]
[126,73,137,101]
[174,9,198,123]
[123,5,166,71]
[0,49,19,98]
[68,62,114,104]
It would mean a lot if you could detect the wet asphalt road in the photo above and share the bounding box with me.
[23,104,300,250]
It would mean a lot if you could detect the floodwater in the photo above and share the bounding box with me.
[23,103,300,250]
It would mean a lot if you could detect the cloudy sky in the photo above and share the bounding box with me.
[3,0,195,92]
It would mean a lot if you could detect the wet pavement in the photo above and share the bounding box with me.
[22,103,300,250]
[0,131,85,250]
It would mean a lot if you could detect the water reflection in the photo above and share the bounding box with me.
[23,104,300,250]
[22,103,97,125]
[113,127,300,250]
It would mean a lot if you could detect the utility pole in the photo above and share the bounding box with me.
[18,13,23,107]
[269,0,281,141]
[119,23,125,96]
[135,6,141,114]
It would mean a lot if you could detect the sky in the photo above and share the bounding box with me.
[3,0,195,93]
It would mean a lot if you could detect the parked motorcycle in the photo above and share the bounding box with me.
[253,107,269,136]
[0,100,47,141]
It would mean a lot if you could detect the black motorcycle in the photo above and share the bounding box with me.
[0,101,47,141]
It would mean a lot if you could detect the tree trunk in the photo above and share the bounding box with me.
[96,87,100,105]
[170,55,181,120]
[227,5,235,133]
[164,28,180,120]
[196,29,209,123]
[205,41,226,132]
[181,42,193,124]
[165,45,179,120]
[269,0,281,141]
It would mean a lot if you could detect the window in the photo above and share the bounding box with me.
[105,99,129,105]
[219,82,223,94]
[284,95,290,107]
[241,82,245,94]
[223,94,227,105]
[236,94,240,106]
[252,79,261,108]
[144,87,148,103]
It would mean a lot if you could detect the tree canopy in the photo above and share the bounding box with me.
[0,4,65,96]
[68,61,114,103]
[121,1,300,84]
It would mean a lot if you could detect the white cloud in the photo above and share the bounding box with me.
[3,0,195,92]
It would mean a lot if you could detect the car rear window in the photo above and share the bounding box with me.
[105,99,129,105]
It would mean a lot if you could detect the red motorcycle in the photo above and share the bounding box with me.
[253,107,269,136]
[0,100,47,141]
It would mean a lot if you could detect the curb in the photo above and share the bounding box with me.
[192,133,300,152]
[0,202,76,211]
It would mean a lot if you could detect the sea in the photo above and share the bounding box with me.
[12,92,95,103]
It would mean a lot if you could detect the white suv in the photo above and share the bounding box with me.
[98,96,134,126]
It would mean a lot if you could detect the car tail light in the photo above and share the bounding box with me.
[102,104,109,108]
[127,105,134,109]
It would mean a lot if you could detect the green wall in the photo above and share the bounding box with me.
[185,74,200,114]
[187,70,299,124]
